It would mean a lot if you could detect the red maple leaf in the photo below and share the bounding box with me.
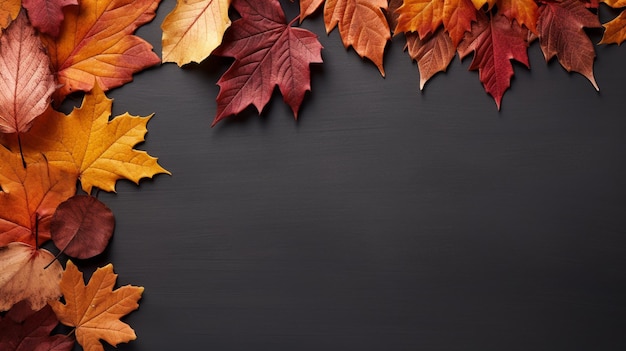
[457,12,529,109]
[212,0,323,126]
[536,0,601,90]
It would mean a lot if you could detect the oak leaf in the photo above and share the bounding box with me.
[405,28,456,90]
[21,0,77,37]
[49,260,144,351]
[0,300,74,351]
[0,243,63,312]
[13,83,170,193]
[50,195,115,259]
[0,149,76,247]
[324,0,390,74]
[212,0,323,125]
[41,0,161,102]
[536,0,600,90]
[0,11,55,134]
[0,0,20,30]
[161,0,231,66]
[457,12,529,109]
[395,0,477,47]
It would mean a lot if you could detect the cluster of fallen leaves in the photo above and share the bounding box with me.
[161,0,626,122]
[0,0,167,350]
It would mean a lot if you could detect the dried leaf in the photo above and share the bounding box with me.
[599,10,626,45]
[324,0,390,74]
[536,0,600,90]
[0,301,74,351]
[50,261,144,351]
[13,83,170,193]
[396,0,477,47]
[457,12,529,109]
[161,0,231,66]
[50,195,115,260]
[21,0,77,37]
[405,28,456,90]
[498,0,538,33]
[0,243,63,312]
[0,0,20,30]
[212,0,323,125]
[0,149,76,247]
[299,0,324,21]
[41,0,161,102]
[0,11,55,134]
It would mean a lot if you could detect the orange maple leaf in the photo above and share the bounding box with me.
[498,0,538,33]
[324,0,391,75]
[396,0,477,47]
[49,261,144,351]
[0,0,20,30]
[405,28,456,90]
[12,83,170,193]
[0,148,76,247]
[41,0,161,102]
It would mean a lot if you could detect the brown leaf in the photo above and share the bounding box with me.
[0,243,63,311]
[50,195,115,259]
[405,28,455,90]
[0,11,55,134]
[50,261,144,351]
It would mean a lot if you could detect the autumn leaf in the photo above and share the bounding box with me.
[471,0,496,9]
[0,0,20,30]
[161,0,231,66]
[324,0,390,74]
[51,195,115,260]
[457,12,529,109]
[50,261,144,351]
[599,0,626,45]
[396,0,477,47]
[0,243,63,312]
[0,11,55,134]
[13,83,170,193]
[299,0,324,21]
[536,0,600,90]
[0,149,76,247]
[498,0,538,33]
[41,0,161,102]
[21,0,77,37]
[212,0,323,125]
[405,28,456,90]
[0,300,74,351]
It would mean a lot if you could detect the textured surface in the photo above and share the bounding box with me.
[79,1,626,350]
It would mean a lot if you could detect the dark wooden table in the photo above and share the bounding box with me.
[82,1,626,349]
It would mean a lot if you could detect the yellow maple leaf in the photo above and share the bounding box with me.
[49,260,144,351]
[161,0,231,66]
[0,0,20,30]
[396,0,476,47]
[15,83,170,193]
[471,0,496,10]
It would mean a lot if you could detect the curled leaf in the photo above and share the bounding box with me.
[51,195,115,260]
[0,243,63,312]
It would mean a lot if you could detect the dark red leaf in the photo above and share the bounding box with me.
[50,195,115,259]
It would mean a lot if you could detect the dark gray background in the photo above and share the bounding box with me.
[76,0,626,350]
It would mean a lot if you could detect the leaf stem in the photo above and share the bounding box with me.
[17,133,26,168]
[288,15,301,27]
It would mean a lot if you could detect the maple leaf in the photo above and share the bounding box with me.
[49,260,144,351]
[471,0,497,9]
[0,300,74,351]
[0,11,55,134]
[457,12,529,109]
[51,195,115,259]
[395,0,477,47]
[13,83,170,193]
[600,11,626,45]
[0,243,64,312]
[161,0,231,66]
[405,28,456,90]
[0,148,76,247]
[536,0,600,90]
[299,0,324,21]
[212,0,323,125]
[498,0,538,33]
[40,0,161,103]
[0,0,20,30]
[21,0,77,37]
[324,0,390,74]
